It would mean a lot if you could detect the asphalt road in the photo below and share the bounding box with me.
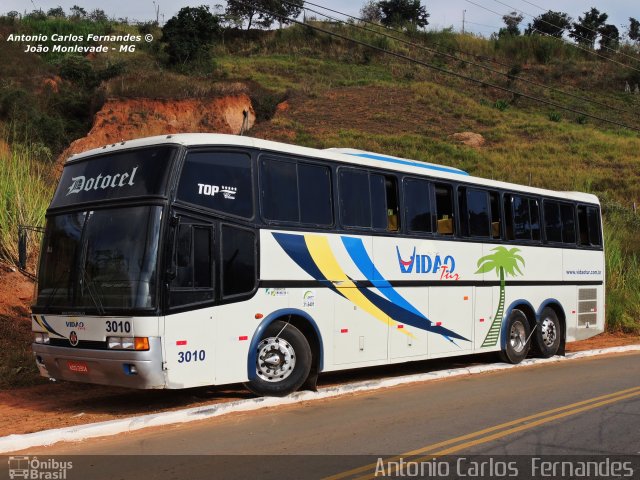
[7,352,640,479]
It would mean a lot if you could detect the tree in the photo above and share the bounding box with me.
[225,0,303,30]
[162,6,221,65]
[89,9,108,22]
[475,246,525,347]
[69,5,87,19]
[47,6,66,18]
[360,0,382,24]
[499,11,524,37]
[569,8,608,48]
[599,24,619,51]
[629,17,640,42]
[525,11,571,38]
[378,0,429,29]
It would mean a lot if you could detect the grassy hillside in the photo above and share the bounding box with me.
[0,14,639,332]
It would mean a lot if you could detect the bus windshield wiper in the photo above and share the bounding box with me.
[80,266,105,315]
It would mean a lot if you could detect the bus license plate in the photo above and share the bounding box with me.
[67,361,89,373]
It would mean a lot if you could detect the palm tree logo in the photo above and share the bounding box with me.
[475,247,525,347]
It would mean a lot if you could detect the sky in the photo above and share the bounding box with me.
[2,1,638,37]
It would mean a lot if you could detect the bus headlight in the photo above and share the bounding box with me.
[34,333,50,344]
[107,337,150,351]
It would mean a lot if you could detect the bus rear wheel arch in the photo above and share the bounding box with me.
[244,320,312,397]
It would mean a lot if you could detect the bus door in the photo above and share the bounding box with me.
[163,215,216,388]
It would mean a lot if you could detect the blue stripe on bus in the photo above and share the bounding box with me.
[341,236,426,320]
[344,153,469,176]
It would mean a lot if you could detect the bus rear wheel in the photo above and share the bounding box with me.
[534,307,561,358]
[499,309,531,364]
[245,320,312,397]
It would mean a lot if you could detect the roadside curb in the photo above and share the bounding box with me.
[2,344,639,453]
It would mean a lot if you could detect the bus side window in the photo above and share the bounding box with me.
[544,201,562,243]
[577,205,590,245]
[587,206,602,246]
[435,183,454,235]
[504,194,514,240]
[171,223,214,307]
[385,176,399,232]
[221,225,257,298]
[404,178,432,233]
[489,191,501,239]
[561,204,576,244]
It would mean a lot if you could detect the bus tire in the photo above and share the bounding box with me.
[534,307,561,358]
[245,320,312,397]
[499,309,530,364]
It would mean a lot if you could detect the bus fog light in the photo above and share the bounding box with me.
[34,333,50,344]
[107,337,123,349]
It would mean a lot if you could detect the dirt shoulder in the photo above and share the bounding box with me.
[0,333,637,438]
[0,267,638,437]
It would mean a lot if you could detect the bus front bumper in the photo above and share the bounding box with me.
[32,337,166,389]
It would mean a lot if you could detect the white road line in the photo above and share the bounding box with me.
[1,344,639,453]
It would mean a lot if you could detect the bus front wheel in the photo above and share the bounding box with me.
[245,320,312,397]
[499,309,531,364]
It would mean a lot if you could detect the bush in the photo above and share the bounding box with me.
[162,6,222,66]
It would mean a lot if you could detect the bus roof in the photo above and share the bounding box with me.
[67,133,599,205]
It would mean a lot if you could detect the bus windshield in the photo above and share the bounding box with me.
[36,206,163,311]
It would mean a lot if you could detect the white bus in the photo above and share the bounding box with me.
[32,134,604,396]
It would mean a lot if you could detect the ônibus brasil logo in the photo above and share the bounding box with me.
[66,166,138,196]
[396,246,459,280]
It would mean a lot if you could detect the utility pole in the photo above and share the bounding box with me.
[462,9,466,34]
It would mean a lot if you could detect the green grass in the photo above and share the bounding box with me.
[0,134,54,267]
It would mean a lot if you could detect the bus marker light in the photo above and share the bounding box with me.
[436,322,442,326]
[397,324,404,329]
[479,318,485,323]
[341,329,348,333]
[255,313,264,319]
[239,336,248,341]
[176,340,187,346]
[134,337,150,351]
[572,310,576,314]
[463,296,469,301]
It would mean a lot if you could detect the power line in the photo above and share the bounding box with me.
[519,0,637,56]
[236,0,640,133]
[285,1,639,120]
[493,0,640,67]
[464,0,640,75]
[301,0,514,68]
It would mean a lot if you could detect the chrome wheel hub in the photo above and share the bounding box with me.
[541,317,557,347]
[510,321,526,353]
[256,337,296,382]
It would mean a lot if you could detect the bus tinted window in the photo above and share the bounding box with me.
[261,159,298,222]
[404,178,432,233]
[178,151,253,218]
[490,192,501,239]
[299,163,333,225]
[370,174,388,230]
[561,204,576,244]
[339,169,397,231]
[544,201,562,243]
[587,206,602,246]
[222,225,256,297]
[467,189,490,237]
[261,158,333,226]
[171,223,214,307]
[435,183,455,235]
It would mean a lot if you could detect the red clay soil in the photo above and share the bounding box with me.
[55,95,256,175]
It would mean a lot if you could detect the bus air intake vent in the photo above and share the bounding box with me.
[577,288,598,327]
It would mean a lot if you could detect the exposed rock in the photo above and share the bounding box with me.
[451,131,485,148]
[56,94,256,173]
